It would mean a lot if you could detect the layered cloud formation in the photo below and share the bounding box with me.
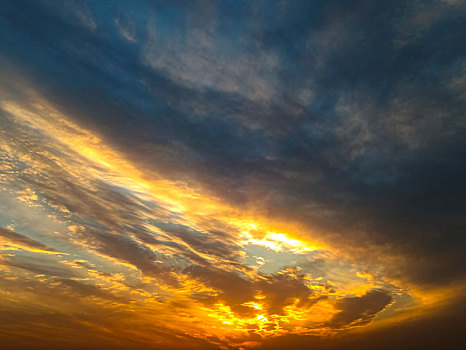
[0,1,465,349]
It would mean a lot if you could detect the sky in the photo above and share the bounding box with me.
[0,1,465,349]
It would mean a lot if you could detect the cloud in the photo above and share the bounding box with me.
[0,254,73,278]
[256,273,313,316]
[256,295,466,350]
[0,226,56,253]
[0,0,465,349]
[184,265,256,316]
[329,290,393,328]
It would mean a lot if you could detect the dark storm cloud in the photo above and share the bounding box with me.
[1,0,464,289]
[1,0,465,348]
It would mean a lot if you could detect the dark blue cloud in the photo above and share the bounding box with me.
[1,0,465,287]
